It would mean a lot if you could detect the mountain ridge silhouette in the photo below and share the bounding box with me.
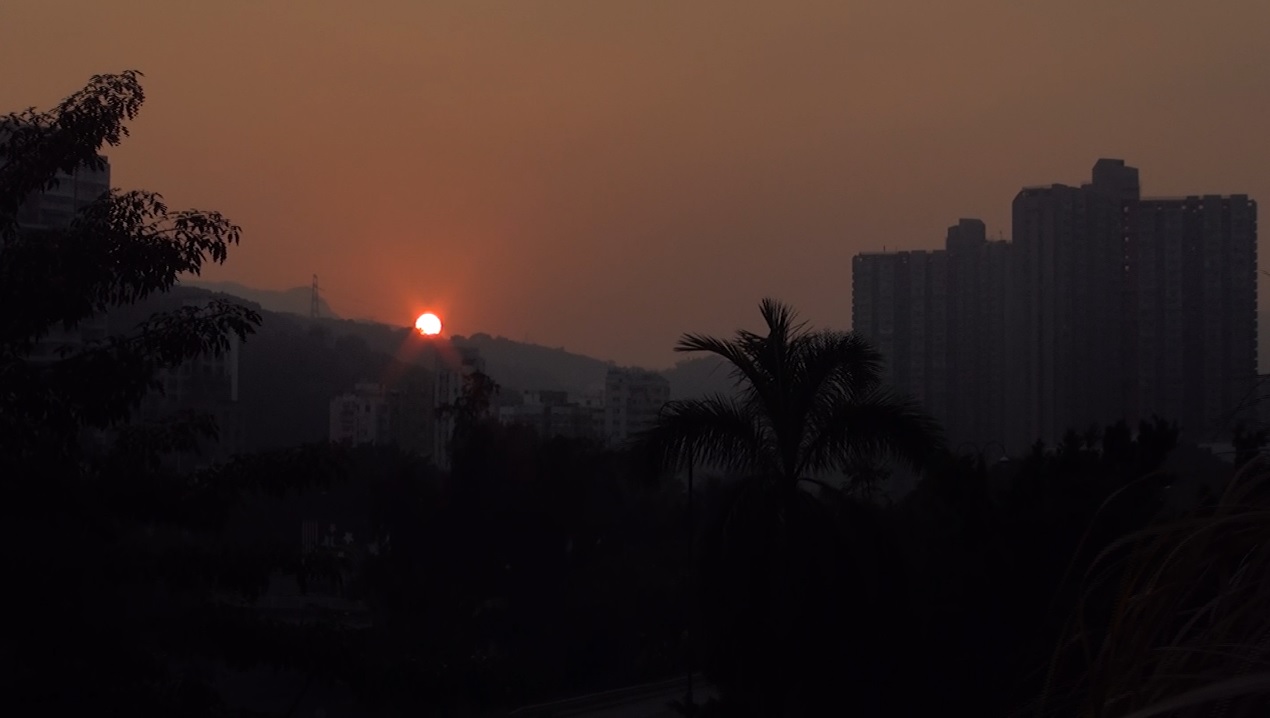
[173,281,734,400]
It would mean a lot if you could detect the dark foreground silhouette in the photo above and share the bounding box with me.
[4,72,1269,718]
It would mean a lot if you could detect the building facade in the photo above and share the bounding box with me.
[329,379,437,455]
[604,367,670,447]
[851,221,1014,448]
[499,389,603,441]
[1126,194,1258,437]
[17,158,112,362]
[851,159,1257,453]
[1011,159,1139,447]
[329,382,392,446]
[15,159,111,228]
[434,345,487,469]
[852,248,950,431]
[138,325,243,471]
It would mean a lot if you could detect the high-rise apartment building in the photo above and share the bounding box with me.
[945,218,1021,447]
[851,249,950,431]
[434,345,486,469]
[1011,160,1138,444]
[851,159,1256,453]
[15,161,111,228]
[851,221,1013,447]
[1126,195,1258,437]
[17,158,112,362]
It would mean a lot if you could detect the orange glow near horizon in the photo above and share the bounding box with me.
[415,312,443,336]
[5,2,1268,368]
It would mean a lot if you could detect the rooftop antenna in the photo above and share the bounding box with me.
[310,274,320,318]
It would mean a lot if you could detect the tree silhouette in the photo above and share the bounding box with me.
[641,298,944,490]
[0,71,353,715]
[641,300,943,716]
[1,70,258,459]
[437,369,500,442]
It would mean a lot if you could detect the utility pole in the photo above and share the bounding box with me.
[310,274,320,319]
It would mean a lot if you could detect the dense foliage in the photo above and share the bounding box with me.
[0,72,690,716]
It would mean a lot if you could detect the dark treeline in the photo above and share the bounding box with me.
[5,72,1270,717]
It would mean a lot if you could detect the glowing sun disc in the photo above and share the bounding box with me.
[415,312,442,336]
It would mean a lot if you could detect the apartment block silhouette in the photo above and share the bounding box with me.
[852,159,1257,453]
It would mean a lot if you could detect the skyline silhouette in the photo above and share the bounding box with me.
[3,0,1269,366]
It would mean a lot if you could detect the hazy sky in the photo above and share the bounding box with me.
[4,0,1268,367]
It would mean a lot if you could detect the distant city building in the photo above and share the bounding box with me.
[388,381,436,457]
[851,220,1013,447]
[15,158,111,228]
[331,342,488,468]
[138,318,243,471]
[434,345,486,469]
[851,159,1258,453]
[1011,159,1139,447]
[851,248,949,422]
[604,367,670,447]
[329,379,437,456]
[17,157,112,363]
[581,391,607,438]
[499,389,604,441]
[330,382,392,446]
[1126,194,1258,435]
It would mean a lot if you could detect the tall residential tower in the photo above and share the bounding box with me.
[851,159,1257,453]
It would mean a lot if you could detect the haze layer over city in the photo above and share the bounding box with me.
[3,0,1269,367]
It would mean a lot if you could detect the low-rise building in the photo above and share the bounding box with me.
[329,382,391,446]
[604,367,670,447]
[329,380,436,456]
[499,389,603,441]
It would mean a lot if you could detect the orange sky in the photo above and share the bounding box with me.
[4,0,1269,367]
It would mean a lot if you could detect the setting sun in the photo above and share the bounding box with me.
[415,312,442,336]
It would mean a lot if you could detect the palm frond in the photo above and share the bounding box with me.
[739,299,808,389]
[636,395,772,475]
[740,298,810,378]
[665,301,941,486]
[799,388,945,478]
[675,333,762,393]
[676,305,788,433]
[756,298,805,340]
[790,332,883,418]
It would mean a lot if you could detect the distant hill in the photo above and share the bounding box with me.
[663,356,738,400]
[113,286,424,451]
[292,318,735,400]
[453,333,615,395]
[170,281,741,399]
[182,279,339,319]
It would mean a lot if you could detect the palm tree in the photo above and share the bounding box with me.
[642,298,944,494]
[643,299,945,716]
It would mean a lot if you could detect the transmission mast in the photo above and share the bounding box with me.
[310,274,320,318]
